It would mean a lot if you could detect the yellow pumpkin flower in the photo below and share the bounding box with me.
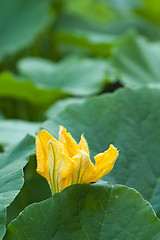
[36,126,119,194]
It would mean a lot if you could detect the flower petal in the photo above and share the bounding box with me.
[47,140,73,193]
[72,150,95,184]
[59,126,78,158]
[88,144,119,182]
[36,129,59,181]
[79,134,90,155]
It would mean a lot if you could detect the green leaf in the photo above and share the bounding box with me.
[54,11,159,53]
[5,182,160,240]
[111,33,160,87]
[63,0,116,24]
[55,29,119,57]
[18,57,109,96]
[0,111,5,120]
[0,135,35,239]
[44,87,160,216]
[0,120,40,149]
[7,156,51,225]
[100,17,160,41]
[54,3,160,57]
[0,0,52,60]
[137,0,160,26]
[107,0,141,11]
[45,98,86,118]
[0,71,67,105]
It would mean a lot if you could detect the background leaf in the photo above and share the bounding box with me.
[137,0,160,25]
[0,71,66,105]
[0,0,52,60]
[17,57,111,96]
[0,120,40,149]
[0,71,67,120]
[5,182,160,240]
[111,33,160,87]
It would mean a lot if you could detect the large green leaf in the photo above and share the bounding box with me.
[17,57,110,96]
[0,135,35,239]
[5,182,160,240]
[0,0,52,60]
[0,120,40,149]
[111,33,160,87]
[44,87,160,216]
